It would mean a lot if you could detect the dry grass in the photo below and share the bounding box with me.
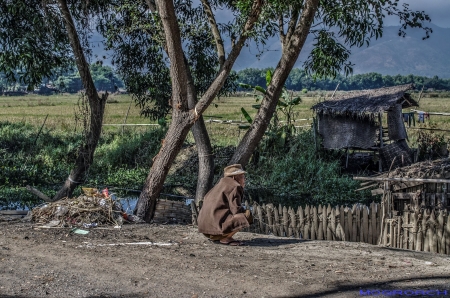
[1,92,450,147]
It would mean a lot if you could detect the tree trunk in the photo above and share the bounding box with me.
[184,59,214,205]
[135,0,263,221]
[53,0,107,201]
[229,0,319,166]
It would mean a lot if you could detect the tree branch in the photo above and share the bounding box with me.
[278,15,285,49]
[285,7,301,47]
[194,0,264,115]
[200,0,225,67]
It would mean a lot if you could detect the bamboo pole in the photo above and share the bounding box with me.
[353,177,450,183]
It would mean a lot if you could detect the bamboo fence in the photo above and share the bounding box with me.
[243,201,450,255]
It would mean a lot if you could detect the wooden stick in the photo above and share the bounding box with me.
[353,177,450,183]
[34,114,48,145]
[26,185,51,202]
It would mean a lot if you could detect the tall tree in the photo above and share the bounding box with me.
[229,0,432,166]
[99,1,237,204]
[0,0,109,200]
[134,0,265,221]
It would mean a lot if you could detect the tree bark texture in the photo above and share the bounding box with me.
[184,59,215,205]
[53,0,107,201]
[229,0,319,166]
[135,0,264,221]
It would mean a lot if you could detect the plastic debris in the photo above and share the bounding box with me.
[71,228,89,235]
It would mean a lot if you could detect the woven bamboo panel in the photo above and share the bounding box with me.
[318,114,377,149]
[387,104,407,141]
[379,140,412,171]
[153,199,192,224]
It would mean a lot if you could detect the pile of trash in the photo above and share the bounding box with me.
[32,188,140,228]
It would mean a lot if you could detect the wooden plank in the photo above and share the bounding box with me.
[345,207,351,242]
[318,206,324,240]
[288,207,296,238]
[257,206,264,234]
[326,205,333,241]
[266,205,273,235]
[352,205,358,242]
[389,220,395,248]
[363,206,369,244]
[273,206,280,237]
[403,212,409,249]
[339,206,345,240]
[0,210,29,215]
[397,216,402,249]
[322,205,328,240]
[330,208,336,241]
[356,205,361,242]
[445,212,450,255]
[437,210,445,254]
[303,205,310,240]
[298,206,304,239]
[421,212,428,252]
[283,206,289,237]
[279,204,284,236]
[311,206,317,240]
[430,212,438,253]
[371,203,377,245]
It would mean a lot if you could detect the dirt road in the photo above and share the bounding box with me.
[0,221,449,298]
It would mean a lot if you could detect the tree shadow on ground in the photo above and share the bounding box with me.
[284,275,450,298]
[244,237,306,247]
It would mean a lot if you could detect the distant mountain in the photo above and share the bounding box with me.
[232,24,450,78]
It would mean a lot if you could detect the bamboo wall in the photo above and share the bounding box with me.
[244,201,450,255]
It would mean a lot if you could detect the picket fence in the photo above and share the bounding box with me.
[242,201,450,255]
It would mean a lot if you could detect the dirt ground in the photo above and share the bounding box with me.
[0,220,449,298]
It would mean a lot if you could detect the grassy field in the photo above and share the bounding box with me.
[1,92,450,147]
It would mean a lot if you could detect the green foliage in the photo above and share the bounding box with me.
[0,121,165,206]
[417,130,449,160]
[0,1,73,88]
[239,70,302,157]
[247,130,372,206]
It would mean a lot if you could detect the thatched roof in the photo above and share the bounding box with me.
[370,158,450,191]
[312,84,418,119]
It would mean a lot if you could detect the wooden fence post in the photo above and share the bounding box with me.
[437,210,445,254]
[304,205,310,240]
[273,206,280,237]
[445,211,450,255]
[298,206,304,239]
[283,206,289,237]
[257,205,264,234]
[266,204,273,235]
[318,205,324,240]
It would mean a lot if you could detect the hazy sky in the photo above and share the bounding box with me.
[387,0,450,28]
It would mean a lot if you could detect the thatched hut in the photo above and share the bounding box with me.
[312,84,419,171]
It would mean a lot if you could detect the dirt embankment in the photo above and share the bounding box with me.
[0,221,449,298]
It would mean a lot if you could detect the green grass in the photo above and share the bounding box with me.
[2,92,450,147]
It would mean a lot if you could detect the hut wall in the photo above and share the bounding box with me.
[387,104,407,141]
[318,114,377,149]
[379,140,412,171]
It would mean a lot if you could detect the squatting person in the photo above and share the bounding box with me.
[197,164,252,246]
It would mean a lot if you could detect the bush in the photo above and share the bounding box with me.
[246,130,372,207]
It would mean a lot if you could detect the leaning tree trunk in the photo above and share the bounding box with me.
[229,0,319,167]
[184,58,215,205]
[53,0,107,201]
[135,0,263,221]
